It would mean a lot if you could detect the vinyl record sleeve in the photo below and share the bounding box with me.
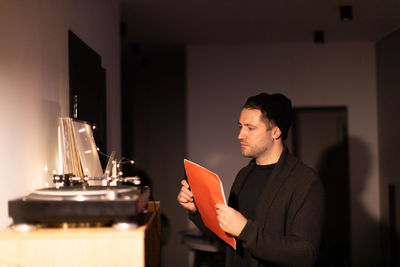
[184,159,236,249]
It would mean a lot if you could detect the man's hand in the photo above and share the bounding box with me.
[216,203,247,237]
[177,179,197,212]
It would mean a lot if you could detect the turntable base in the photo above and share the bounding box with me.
[8,185,150,227]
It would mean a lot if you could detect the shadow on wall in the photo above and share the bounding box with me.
[316,137,383,267]
[348,137,383,267]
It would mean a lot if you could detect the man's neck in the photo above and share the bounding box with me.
[255,142,284,165]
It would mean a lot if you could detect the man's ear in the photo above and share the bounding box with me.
[272,126,282,140]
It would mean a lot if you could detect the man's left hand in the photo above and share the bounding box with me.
[216,203,247,237]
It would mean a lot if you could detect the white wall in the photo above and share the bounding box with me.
[0,0,120,228]
[187,43,380,266]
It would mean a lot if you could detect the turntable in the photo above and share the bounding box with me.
[9,185,150,228]
[8,117,150,232]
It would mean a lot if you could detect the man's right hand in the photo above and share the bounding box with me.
[177,179,197,212]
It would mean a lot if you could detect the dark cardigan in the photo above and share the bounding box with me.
[189,147,324,267]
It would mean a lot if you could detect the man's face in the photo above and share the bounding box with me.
[238,108,274,160]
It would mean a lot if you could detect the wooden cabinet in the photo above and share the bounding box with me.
[0,202,160,267]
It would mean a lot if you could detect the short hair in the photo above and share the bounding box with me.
[243,93,293,140]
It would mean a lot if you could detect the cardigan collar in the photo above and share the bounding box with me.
[230,146,298,219]
[232,146,290,195]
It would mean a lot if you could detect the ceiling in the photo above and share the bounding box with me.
[120,0,400,45]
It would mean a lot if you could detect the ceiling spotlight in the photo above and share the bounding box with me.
[314,31,324,44]
[340,5,353,21]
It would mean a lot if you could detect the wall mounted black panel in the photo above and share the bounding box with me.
[68,30,107,167]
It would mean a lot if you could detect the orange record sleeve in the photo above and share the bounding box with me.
[184,159,236,249]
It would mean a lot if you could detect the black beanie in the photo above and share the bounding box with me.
[243,93,293,140]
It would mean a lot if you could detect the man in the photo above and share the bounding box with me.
[178,93,324,267]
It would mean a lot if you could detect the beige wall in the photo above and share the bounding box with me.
[0,0,120,228]
[187,42,380,266]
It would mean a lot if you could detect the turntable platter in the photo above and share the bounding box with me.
[28,186,137,201]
